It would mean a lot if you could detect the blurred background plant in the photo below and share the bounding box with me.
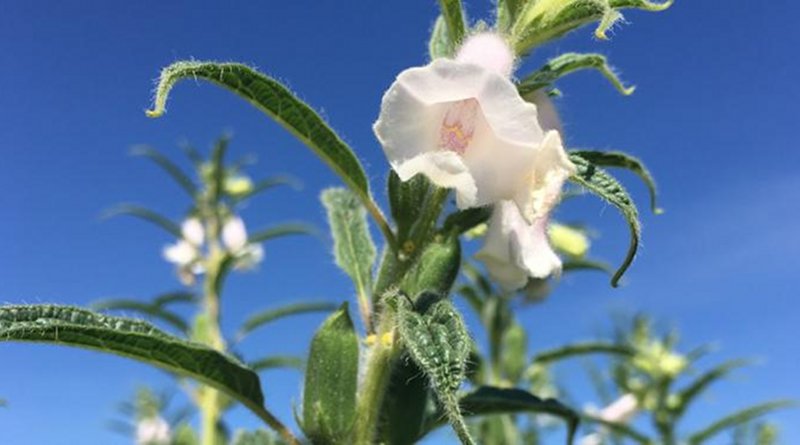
[94,137,338,445]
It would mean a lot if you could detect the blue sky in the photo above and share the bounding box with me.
[1,1,798,444]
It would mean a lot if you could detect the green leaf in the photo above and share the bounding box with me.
[103,204,182,239]
[233,175,302,202]
[152,291,197,307]
[0,305,271,423]
[422,387,579,444]
[145,61,394,247]
[378,359,431,445]
[562,257,614,275]
[497,0,524,32]
[437,0,466,52]
[518,53,635,97]
[250,356,305,372]
[687,401,795,445]
[500,323,528,382]
[428,16,453,59]
[237,301,339,341]
[401,233,461,297]
[396,295,474,445]
[92,298,190,334]
[387,171,433,243]
[570,150,662,214]
[321,188,376,318]
[532,342,635,364]
[209,137,230,205]
[511,0,672,54]
[130,145,197,197]
[247,223,317,244]
[302,303,359,443]
[581,413,650,444]
[674,359,753,418]
[442,207,492,235]
[568,152,641,287]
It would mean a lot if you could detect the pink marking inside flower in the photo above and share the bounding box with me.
[439,98,479,155]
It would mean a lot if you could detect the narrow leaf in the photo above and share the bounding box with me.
[247,223,317,244]
[497,0,523,32]
[442,207,492,235]
[582,413,650,444]
[428,16,452,59]
[103,204,182,239]
[321,188,376,324]
[571,150,662,214]
[568,152,641,287]
[234,175,302,202]
[518,53,635,97]
[674,359,753,418]
[302,303,359,443]
[131,145,197,197]
[422,387,579,444]
[437,0,466,52]
[687,401,795,445]
[145,61,394,247]
[92,298,189,334]
[532,342,635,364]
[237,301,338,341]
[152,291,197,307]
[250,356,305,372]
[0,305,265,417]
[562,257,614,275]
[388,171,433,243]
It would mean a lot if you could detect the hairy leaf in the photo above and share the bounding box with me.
[146,61,393,245]
[302,303,359,443]
[92,298,189,334]
[0,305,268,419]
[422,387,578,444]
[388,172,433,243]
[428,16,452,59]
[518,53,635,96]
[437,0,466,52]
[568,152,641,287]
[321,188,376,323]
[237,301,338,341]
[571,150,662,214]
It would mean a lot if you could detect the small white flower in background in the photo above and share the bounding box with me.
[580,394,639,445]
[222,216,264,270]
[222,216,248,252]
[181,217,205,246]
[476,201,562,291]
[135,416,171,445]
[163,218,205,286]
[374,32,559,210]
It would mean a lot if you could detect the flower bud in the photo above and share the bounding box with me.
[181,218,205,246]
[222,216,248,252]
[455,32,515,78]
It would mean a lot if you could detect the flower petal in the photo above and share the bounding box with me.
[181,218,205,246]
[513,130,576,223]
[163,240,198,266]
[222,216,248,252]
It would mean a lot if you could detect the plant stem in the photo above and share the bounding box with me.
[199,239,227,445]
[352,315,399,444]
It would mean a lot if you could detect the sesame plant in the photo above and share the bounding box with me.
[0,1,721,444]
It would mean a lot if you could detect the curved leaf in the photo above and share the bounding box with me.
[422,387,578,444]
[247,223,317,244]
[146,61,394,247]
[687,401,795,445]
[237,301,339,341]
[250,355,305,372]
[562,258,614,275]
[570,150,662,214]
[568,152,641,287]
[92,298,189,334]
[674,359,753,418]
[131,145,197,197]
[532,342,635,364]
[518,53,635,97]
[152,291,197,307]
[103,204,182,239]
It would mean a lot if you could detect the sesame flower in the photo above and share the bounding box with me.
[136,416,171,445]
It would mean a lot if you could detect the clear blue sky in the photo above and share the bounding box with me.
[1,1,798,444]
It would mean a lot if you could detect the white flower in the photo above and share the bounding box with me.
[374,33,554,210]
[233,243,264,270]
[162,240,199,267]
[476,201,562,291]
[222,216,248,252]
[580,394,639,445]
[181,217,205,246]
[136,416,171,445]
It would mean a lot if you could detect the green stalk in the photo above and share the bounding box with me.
[352,314,400,444]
